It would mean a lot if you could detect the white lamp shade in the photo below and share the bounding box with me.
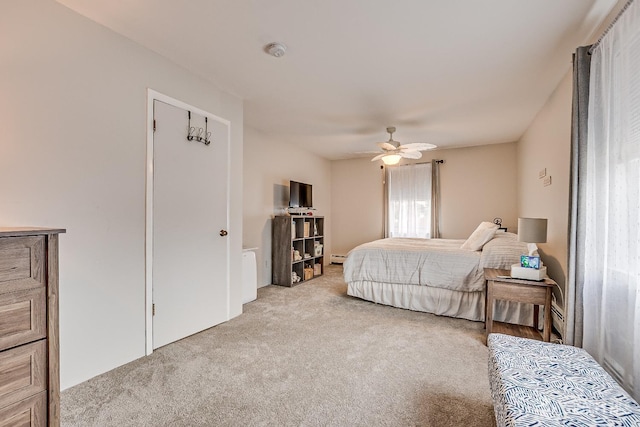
[381,154,401,165]
[517,218,547,243]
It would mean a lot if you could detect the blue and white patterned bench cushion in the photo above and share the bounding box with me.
[487,333,640,427]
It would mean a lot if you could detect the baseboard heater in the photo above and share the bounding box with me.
[551,298,564,338]
[330,254,347,264]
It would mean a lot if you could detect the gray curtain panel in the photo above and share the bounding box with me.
[431,160,441,239]
[566,45,592,347]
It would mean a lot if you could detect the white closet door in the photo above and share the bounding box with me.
[152,99,229,349]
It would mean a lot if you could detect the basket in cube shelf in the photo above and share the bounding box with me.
[304,267,314,280]
[314,264,322,275]
[314,243,323,256]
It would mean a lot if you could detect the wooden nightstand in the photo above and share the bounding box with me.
[484,268,555,342]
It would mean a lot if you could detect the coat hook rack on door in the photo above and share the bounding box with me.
[187,111,212,145]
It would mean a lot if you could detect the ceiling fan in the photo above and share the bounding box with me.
[371,126,437,165]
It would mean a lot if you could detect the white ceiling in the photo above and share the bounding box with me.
[57,0,616,160]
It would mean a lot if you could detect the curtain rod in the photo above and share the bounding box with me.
[589,0,635,54]
[412,159,444,166]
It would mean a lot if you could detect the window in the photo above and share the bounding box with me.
[582,2,640,400]
[386,163,432,238]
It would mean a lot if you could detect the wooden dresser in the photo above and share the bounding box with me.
[0,228,65,427]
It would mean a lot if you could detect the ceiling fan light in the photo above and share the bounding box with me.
[381,154,401,165]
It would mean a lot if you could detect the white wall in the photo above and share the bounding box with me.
[0,0,243,389]
[330,159,386,255]
[331,143,518,254]
[437,143,518,238]
[517,71,572,298]
[243,127,331,287]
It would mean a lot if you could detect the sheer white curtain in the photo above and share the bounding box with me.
[387,163,432,238]
[583,0,640,400]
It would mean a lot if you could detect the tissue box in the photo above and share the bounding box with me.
[510,264,547,281]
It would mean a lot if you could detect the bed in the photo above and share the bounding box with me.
[343,229,534,325]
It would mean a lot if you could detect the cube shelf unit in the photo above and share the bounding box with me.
[272,215,324,286]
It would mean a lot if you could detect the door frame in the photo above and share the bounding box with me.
[145,89,231,355]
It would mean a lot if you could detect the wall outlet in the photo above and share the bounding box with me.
[539,168,547,179]
[543,176,552,186]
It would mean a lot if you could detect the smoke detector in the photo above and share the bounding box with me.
[265,42,287,58]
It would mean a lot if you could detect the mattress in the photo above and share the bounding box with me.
[344,233,534,323]
[344,234,528,292]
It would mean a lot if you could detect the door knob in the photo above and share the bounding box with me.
[219,229,228,237]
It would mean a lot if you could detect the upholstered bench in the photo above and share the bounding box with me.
[487,333,640,426]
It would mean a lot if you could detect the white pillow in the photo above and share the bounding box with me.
[480,236,530,269]
[461,222,499,251]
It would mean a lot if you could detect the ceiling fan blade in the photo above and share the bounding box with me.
[398,142,437,151]
[399,151,422,159]
[377,141,397,151]
[371,153,387,161]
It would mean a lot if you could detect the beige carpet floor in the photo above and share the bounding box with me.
[61,265,496,426]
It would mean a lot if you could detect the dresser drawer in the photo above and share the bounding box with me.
[0,237,45,295]
[0,341,46,411]
[0,390,46,427]
[0,288,46,352]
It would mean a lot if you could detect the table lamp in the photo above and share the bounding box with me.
[511,217,547,280]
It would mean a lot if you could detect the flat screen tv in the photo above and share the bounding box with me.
[289,180,312,208]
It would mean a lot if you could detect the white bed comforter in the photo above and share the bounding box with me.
[343,235,526,293]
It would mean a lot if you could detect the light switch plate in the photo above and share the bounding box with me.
[539,168,547,179]
[543,176,552,186]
